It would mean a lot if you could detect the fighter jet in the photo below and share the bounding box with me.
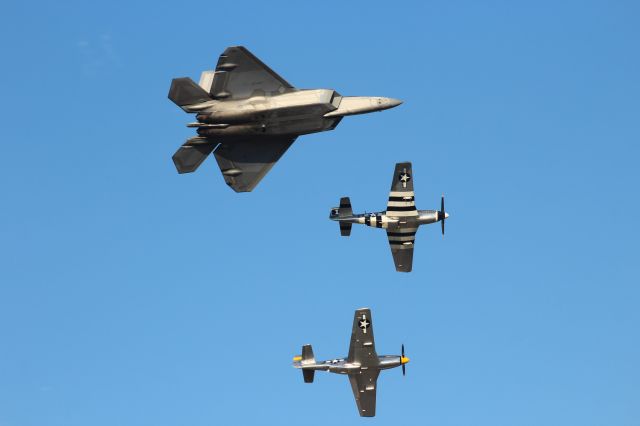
[293,308,408,417]
[168,46,402,192]
[330,162,449,272]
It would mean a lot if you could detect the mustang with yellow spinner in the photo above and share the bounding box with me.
[293,308,409,417]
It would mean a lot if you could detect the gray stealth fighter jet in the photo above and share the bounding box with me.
[168,46,402,192]
[330,162,449,272]
[293,308,409,417]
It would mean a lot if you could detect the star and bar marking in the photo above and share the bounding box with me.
[399,168,411,188]
[359,314,370,333]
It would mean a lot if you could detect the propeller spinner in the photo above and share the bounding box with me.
[401,344,410,376]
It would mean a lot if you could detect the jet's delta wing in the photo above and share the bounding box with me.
[386,162,418,272]
[210,46,294,99]
[202,47,298,192]
[213,137,297,192]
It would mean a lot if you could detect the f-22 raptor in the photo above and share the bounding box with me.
[168,46,402,192]
[330,162,449,272]
[293,308,408,417]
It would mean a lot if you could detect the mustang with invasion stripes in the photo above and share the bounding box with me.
[329,162,449,272]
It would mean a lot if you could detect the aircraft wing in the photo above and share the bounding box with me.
[212,137,297,192]
[347,308,378,365]
[387,233,415,272]
[210,46,295,100]
[387,162,417,216]
[386,162,418,272]
[348,370,380,417]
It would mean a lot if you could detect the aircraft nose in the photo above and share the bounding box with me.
[401,356,410,364]
[444,212,449,219]
[380,97,403,109]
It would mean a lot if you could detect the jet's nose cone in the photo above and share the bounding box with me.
[388,98,403,108]
[444,212,450,219]
[324,96,403,117]
[377,97,402,110]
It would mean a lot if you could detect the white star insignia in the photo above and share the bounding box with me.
[359,316,370,333]
[399,169,411,188]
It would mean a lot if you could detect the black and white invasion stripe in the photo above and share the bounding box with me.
[364,214,385,228]
[387,227,417,247]
[386,191,418,217]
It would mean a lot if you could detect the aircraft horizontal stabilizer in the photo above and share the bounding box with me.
[340,223,353,237]
[338,197,353,217]
[330,197,353,236]
[292,345,317,383]
[168,77,212,109]
[301,344,315,364]
[303,369,315,383]
[172,137,218,174]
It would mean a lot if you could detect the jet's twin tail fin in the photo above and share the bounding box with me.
[198,71,216,94]
[330,197,354,236]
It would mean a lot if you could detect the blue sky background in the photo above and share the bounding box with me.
[1,1,639,425]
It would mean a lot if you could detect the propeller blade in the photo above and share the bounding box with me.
[440,194,445,236]
[402,344,405,357]
[401,344,406,376]
[402,363,406,376]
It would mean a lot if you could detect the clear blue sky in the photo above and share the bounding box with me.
[1,1,639,425]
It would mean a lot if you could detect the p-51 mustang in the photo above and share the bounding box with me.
[168,46,402,192]
[293,308,409,417]
[330,162,449,272]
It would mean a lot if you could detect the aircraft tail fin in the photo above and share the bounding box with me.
[301,344,315,364]
[168,77,212,109]
[338,197,353,217]
[329,197,354,236]
[302,369,315,383]
[301,345,315,383]
[198,70,216,94]
[172,137,218,174]
[339,222,352,237]
[293,344,316,383]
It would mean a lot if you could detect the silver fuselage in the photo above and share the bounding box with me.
[333,209,439,230]
[301,355,404,375]
[186,89,401,139]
